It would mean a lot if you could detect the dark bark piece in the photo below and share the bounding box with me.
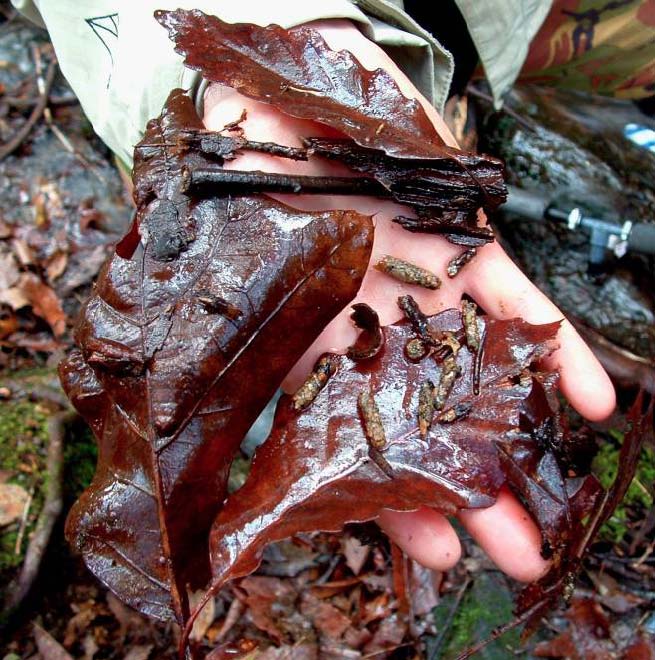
[203,311,562,614]
[60,89,373,624]
[346,303,384,361]
[393,215,495,242]
[305,138,506,212]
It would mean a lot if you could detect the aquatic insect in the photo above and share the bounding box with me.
[358,390,386,450]
[418,380,435,438]
[292,355,338,410]
[376,256,441,290]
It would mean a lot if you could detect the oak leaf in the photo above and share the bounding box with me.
[60,90,373,623]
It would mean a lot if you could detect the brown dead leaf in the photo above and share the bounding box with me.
[189,590,217,642]
[301,593,351,640]
[16,272,66,336]
[45,250,68,283]
[341,535,370,577]
[123,645,154,660]
[0,482,29,526]
[33,623,74,660]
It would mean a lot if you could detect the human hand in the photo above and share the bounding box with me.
[202,18,615,583]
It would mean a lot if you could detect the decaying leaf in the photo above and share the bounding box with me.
[60,90,373,624]
[156,9,507,241]
[203,310,564,601]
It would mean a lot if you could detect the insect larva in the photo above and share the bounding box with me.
[418,380,435,439]
[437,401,472,423]
[434,354,461,411]
[376,256,441,290]
[461,299,480,353]
[358,390,386,450]
[447,248,477,278]
[405,337,428,362]
[291,355,337,410]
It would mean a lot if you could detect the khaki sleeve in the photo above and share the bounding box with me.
[453,0,553,104]
[11,0,454,167]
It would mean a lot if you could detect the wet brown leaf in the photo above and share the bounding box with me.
[205,310,561,599]
[60,90,372,625]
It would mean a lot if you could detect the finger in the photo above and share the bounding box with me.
[464,241,616,421]
[457,488,550,583]
[378,507,461,571]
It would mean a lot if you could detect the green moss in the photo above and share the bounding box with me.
[0,400,50,576]
[430,572,520,659]
[592,433,655,544]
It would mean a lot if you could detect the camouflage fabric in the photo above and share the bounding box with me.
[519,0,655,98]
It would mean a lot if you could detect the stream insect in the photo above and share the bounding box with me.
[434,352,461,411]
[292,355,338,410]
[376,256,441,290]
[358,390,386,450]
[437,401,472,423]
[461,299,480,353]
[447,248,477,278]
[418,380,435,438]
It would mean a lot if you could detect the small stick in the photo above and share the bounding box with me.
[190,168,388,196]
[292,355,337,410]
[0,58,57,161]
[14,485,35,555]
[197,292,242,320]
[397,295,434,343]
[447,248,477,278]
[358,391,386,450]
[375,256,441,290]
[473,326,486,395]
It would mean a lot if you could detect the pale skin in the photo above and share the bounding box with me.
[202,19,616,583]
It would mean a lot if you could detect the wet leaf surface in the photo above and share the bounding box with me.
[60,90,373,624]
[206,309,562,593]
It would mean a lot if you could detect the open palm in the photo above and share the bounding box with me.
[202,19,615,583]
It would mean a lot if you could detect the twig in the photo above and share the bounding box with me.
[454,598,543,660]
[32,46,97,175]
[428,577,471,660]
[14,484,35,555]
[0,58,57,161]
[3,410,75,613]
[189,167,387,196]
